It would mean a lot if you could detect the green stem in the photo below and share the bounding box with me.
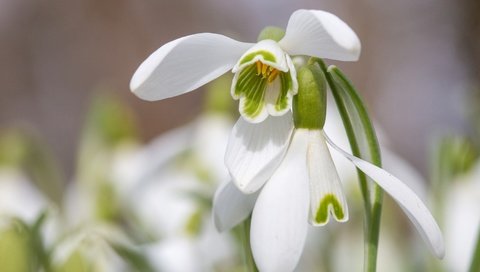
[242,215,258,272]
[469,224,480,272]
[315,60,372,219]
[317,59,384,272]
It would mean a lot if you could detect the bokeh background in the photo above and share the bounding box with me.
[1,0,479,177]
[1,1,480,271]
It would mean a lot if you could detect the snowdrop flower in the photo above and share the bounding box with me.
[214,63,444,271]
[111,111,238,271]
[0,168,48,225]
[130,9,360,123]
[51,224,135,272]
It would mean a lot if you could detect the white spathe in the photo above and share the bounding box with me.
[325,134,445,258]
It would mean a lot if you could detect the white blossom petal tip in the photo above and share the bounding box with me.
[325,134,445,259]
[225,114,294,194]
[212,180,259,232]
[280,9,361,61]
[130,33,252,101]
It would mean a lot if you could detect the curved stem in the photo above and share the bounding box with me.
[469,225,480,272]
[242,215,258,272]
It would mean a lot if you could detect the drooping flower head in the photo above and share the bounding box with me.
[214,61,445,272]
[130,9,360,123]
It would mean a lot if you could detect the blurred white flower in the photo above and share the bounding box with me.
[0,168,48,225]
[112,113,238,271]
[51,224,134,272]
[444,161,480,271]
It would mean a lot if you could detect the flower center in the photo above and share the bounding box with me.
[255,61,279,83]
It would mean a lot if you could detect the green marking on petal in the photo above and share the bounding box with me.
[242,77,267,118]
[314,193,345,224]
[239,50,276,65]
[274,72,292,112]
[233,59,294,120]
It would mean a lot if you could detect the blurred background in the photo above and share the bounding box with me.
[1,0,480,271]
[1,0,479,176]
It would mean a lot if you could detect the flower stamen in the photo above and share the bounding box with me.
[268,69,279,83]
[256,61,262,75]
[254,61,279,82]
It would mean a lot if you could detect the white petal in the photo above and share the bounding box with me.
[232,39,288,73]
[306,130,348,226]
[212,180,259,232]
[279,10,361,61]
[251,130,310,272]
[225,113,293,193]
[130,33,253,101]
[325,134,445,258]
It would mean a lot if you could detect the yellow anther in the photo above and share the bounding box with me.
[262,63,268,77]
[268,69,279,83]
[256,61,262,75]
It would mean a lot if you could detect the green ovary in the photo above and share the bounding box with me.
[234,60,292,119]
[315,193,345,224]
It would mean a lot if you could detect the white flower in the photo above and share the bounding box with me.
[214,114,444,271]
[444,162,480,272]
[0,168,48,225]
[130,9,360,123]
[112,113,238,271]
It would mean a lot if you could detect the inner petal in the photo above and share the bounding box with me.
[232,59,295,123]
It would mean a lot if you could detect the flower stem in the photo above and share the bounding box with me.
[469,224,480,272]
[317,59,384,272]
[242,215,258,272]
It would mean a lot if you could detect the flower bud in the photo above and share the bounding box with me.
[257,26,285,42]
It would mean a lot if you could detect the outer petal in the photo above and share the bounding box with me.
[225,113,293,194]
[251,129,310,272]
[130,33,253,101]
[306,130,348,226]
[325,134,445,259]
[279,10,361,61]
[212,180,259,232]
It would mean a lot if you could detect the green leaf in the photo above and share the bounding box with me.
[111,243,156,272]
[0,220,31,272]
[0,129,63,205]
[318,59,384,272]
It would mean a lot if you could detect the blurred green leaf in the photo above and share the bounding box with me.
[0,219,32,272]
[111,243,156,272]
[0,129,63,205]
[203,74,236,117]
